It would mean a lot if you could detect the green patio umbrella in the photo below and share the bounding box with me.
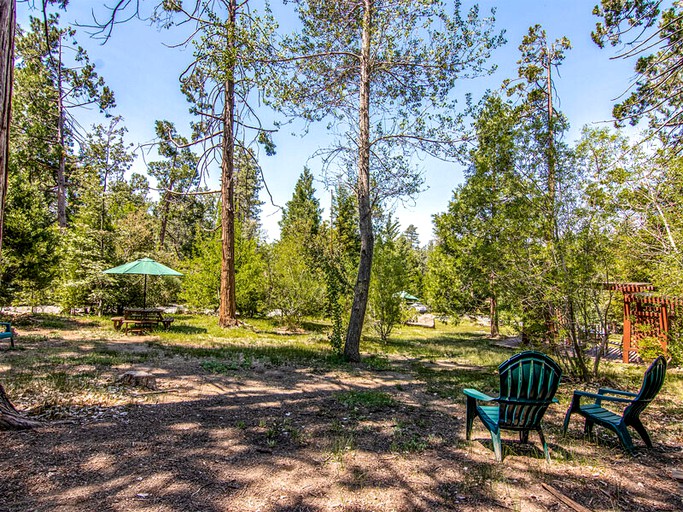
[103,257,183,308]
[398,291,419,302]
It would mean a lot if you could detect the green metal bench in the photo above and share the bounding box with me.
[562,355,666,454]
[0,322,15,348]
[464,350,562,462]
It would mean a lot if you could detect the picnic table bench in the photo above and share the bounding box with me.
[112,308,174,334]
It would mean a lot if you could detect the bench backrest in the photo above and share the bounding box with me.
[124,308,163,321]
[497,350,562,430]
[624,355,666,422]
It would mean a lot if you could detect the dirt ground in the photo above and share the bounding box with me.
[1,328,682,512]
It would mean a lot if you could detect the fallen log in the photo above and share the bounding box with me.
[541,483,592,512]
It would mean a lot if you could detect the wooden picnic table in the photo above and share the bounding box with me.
[112,308,174,334]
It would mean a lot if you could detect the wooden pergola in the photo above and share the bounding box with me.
[603,282,682,362]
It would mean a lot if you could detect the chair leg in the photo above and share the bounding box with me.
[584,418,594,437]
[629,418,653,448]
[465,397,476,441]
[613,424,636,455]
[563,397,579,435]
[537,428,550,463]
[562,408,572,434]
[490,429,503,462]
[519,430,529,443]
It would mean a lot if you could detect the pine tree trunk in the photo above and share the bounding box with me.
[158,153,177,250]
[344,0,373,362]
[546,47,555,218]
[159,192,171,249]
[100,122,113,257]
[490,294,499,337]
[0,0,15,258]
[56,37,67,228]
[218,0,238,328]
[158,177,175,250]
[0,381,41,431]
[0,6,19,424]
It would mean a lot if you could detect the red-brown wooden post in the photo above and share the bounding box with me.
[661,302,669,355]
[623,294,632,363]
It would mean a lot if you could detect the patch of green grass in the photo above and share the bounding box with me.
[200,354,254,373]
[17,334,50,343]
[336,390,397,411]
[4,370,102,397]
[200,359,230,373]
[261,418,303,447]
[45,345,152,367]
[390,419,430,454]
[150,336,347,370]
[363,354,392,371]
[45,371,98,393]
[328,420,355,462]
[37,318,69,329]
[461,461,505,490]
[361,321,512,365]
[411,363,499,399]
[391,434,429,454]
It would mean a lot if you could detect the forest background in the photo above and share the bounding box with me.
[2,0,682,379]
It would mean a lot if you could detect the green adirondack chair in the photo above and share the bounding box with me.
[0,322,14,348]
[562,355,666,454]
[464,351,562,462]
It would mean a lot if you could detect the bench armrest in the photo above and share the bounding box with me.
[597,387,638,398]
[463,388,496,401]
[573,390,634,404]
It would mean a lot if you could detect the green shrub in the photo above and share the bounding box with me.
[637,335,666,363]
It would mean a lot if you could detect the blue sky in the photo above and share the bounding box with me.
[16,1,639,244]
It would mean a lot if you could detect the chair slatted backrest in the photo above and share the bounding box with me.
[623,355,666,422]
[497,351,562,429]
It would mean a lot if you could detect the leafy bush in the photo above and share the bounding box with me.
[266,238,324,327]
[637,335,666,363]
[369,217,407,341]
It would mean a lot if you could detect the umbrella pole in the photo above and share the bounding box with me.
[144,275,147,308]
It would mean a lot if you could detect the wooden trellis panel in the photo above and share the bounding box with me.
[602,283,681,363]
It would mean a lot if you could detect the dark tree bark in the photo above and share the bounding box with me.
[0,382,41,430]
[0,0,34,432]
[344,0,373,362]
[218,0,238,328]
[0,0,15,255]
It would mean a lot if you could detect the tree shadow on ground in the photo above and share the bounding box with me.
[1,363,679,512]
[0,327,680,511]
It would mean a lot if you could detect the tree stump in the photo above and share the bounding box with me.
[117,371,157,390]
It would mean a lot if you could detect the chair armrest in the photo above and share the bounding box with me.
[0,322,11,332]
[597,387,638,398]
[463,388,496,401]
[573,390,634,404]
